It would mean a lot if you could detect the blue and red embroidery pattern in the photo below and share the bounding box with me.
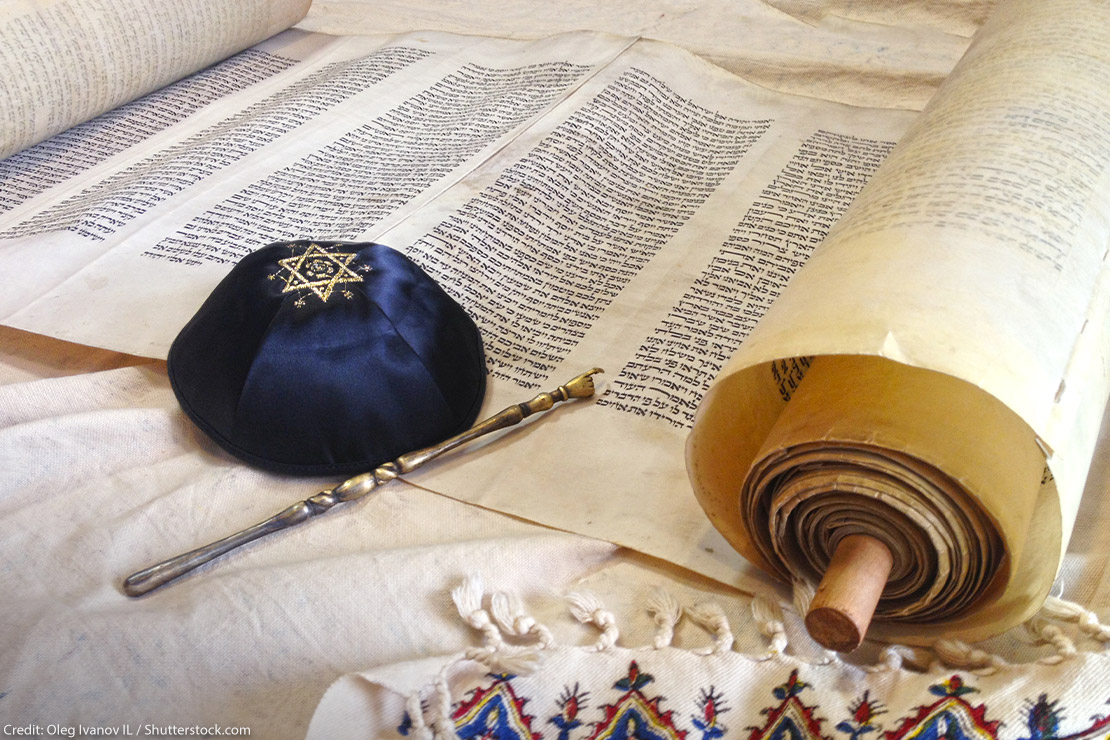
[583,662,685,740]
[454,675,540,740]
[401,664,1110,740]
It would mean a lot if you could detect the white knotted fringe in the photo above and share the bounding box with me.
[1023,617,1077,664]
[1039,596,1110,642]
[451,575,505,652]
[462,645,545,676]
[751,591,789,657]
[432,686,457,739]
[430,662,460,740]
[567,590,619,651]
[445,577,1110,687]
[491,590,555,648]
[645,588,682,648]
[932,638,1010,675]
[866,644,938,673]
[685,601,735,655]
[452,574,544,676]
[793,576,1090,672]
[1001,595,1110,667]
[405,691,434,740]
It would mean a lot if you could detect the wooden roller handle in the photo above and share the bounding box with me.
[804,534,893,652]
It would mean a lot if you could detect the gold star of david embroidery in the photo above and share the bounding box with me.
[276,243,365,303]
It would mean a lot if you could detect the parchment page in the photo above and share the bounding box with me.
[298,0,983,111]
[0,30,633,356]
[0,27,918,595]
[373,38,917,593]
[0,0,313,160]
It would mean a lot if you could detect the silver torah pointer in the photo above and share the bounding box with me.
[123,368,604,597]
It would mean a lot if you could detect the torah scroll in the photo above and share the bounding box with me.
[687,0,1110,645]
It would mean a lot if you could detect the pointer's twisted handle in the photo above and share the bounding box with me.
[122,486,350,596]
[122,368,603,597]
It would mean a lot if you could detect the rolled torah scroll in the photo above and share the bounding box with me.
[687,0,1110,646]
[689,354,1056,646]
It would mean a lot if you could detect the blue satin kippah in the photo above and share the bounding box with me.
[168,240,487,475]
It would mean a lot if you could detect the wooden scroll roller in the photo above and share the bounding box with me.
[804,534,893,652]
